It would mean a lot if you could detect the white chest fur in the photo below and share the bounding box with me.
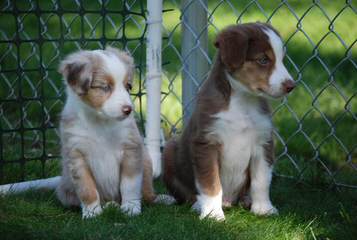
[61,107,133,200]
[209,93,272,201]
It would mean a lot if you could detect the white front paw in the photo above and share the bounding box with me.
[192,193,225,221]
[82,202,103,219]
[121,200,141,216]
[200,205,225,221]
[251,201,278,216]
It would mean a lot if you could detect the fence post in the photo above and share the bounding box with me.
[146,0,163,178]
[181,0,209,124]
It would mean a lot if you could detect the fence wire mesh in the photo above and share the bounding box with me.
[161,0,357,188]
[0,0,147,184]
[0,0,356,188]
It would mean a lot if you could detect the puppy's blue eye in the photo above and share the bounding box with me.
[257,56,269,65]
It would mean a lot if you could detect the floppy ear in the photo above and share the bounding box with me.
[214,27,249,72]
[105,46,135,85]
[58,52,93,95]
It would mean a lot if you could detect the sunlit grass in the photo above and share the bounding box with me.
[0,178,356,240]
[0,1,356,239]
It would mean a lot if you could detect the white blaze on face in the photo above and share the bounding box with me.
[100,52,133,119]
[263,28,294,97]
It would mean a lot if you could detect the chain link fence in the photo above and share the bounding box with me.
[1,0,356,188]
[0,0,148,183]
[160,0,357,188]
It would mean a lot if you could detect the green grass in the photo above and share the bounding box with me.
[0,3,356,239]
[1,179,356,240]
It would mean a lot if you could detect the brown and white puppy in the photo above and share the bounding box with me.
[56,47,166,218]
[163,23,295,221]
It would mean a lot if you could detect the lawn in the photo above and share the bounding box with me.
[1,178,357,240]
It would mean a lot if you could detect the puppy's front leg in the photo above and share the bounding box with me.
[68,150,102,219]
[192,140,225,221]
[250,141,278,215]
[120,145,143,216]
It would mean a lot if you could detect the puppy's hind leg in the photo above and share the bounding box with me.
[56,176,80,207]
[162,139,193,205]
[142,148,176,205]
[141,148,156,203]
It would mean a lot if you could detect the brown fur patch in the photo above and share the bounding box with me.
[258,98,275,166]
[68,150,99,205]
[80,74,115,109]
[120,122,145,178]
[232,48,275,93]
[142,149,156,202]
[192,138,222,196]
[215,23,280,95]
[163,138,196,203]
[121,145,143,178]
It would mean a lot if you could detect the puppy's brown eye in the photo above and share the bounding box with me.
[257,56,269,65]
[126,83,132,91]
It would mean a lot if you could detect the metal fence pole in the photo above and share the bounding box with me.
[181,0,209,124]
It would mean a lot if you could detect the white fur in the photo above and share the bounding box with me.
[250,146,278,215]
[120,174,142,216]
[210,85,272,197]
[192,187,225,221]
[62,92,133,200]
[263,28,294,97]
[99,52,133,119]
[59,50,144,217]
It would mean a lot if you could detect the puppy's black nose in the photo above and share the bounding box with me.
[283,80,296,93]
[122,105,132,116]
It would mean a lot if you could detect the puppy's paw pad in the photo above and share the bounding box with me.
[251,202,278,216]
[82,204,103,219]
[121,201,141,216]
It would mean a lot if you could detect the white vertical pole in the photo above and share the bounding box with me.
[146,0,163,178]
